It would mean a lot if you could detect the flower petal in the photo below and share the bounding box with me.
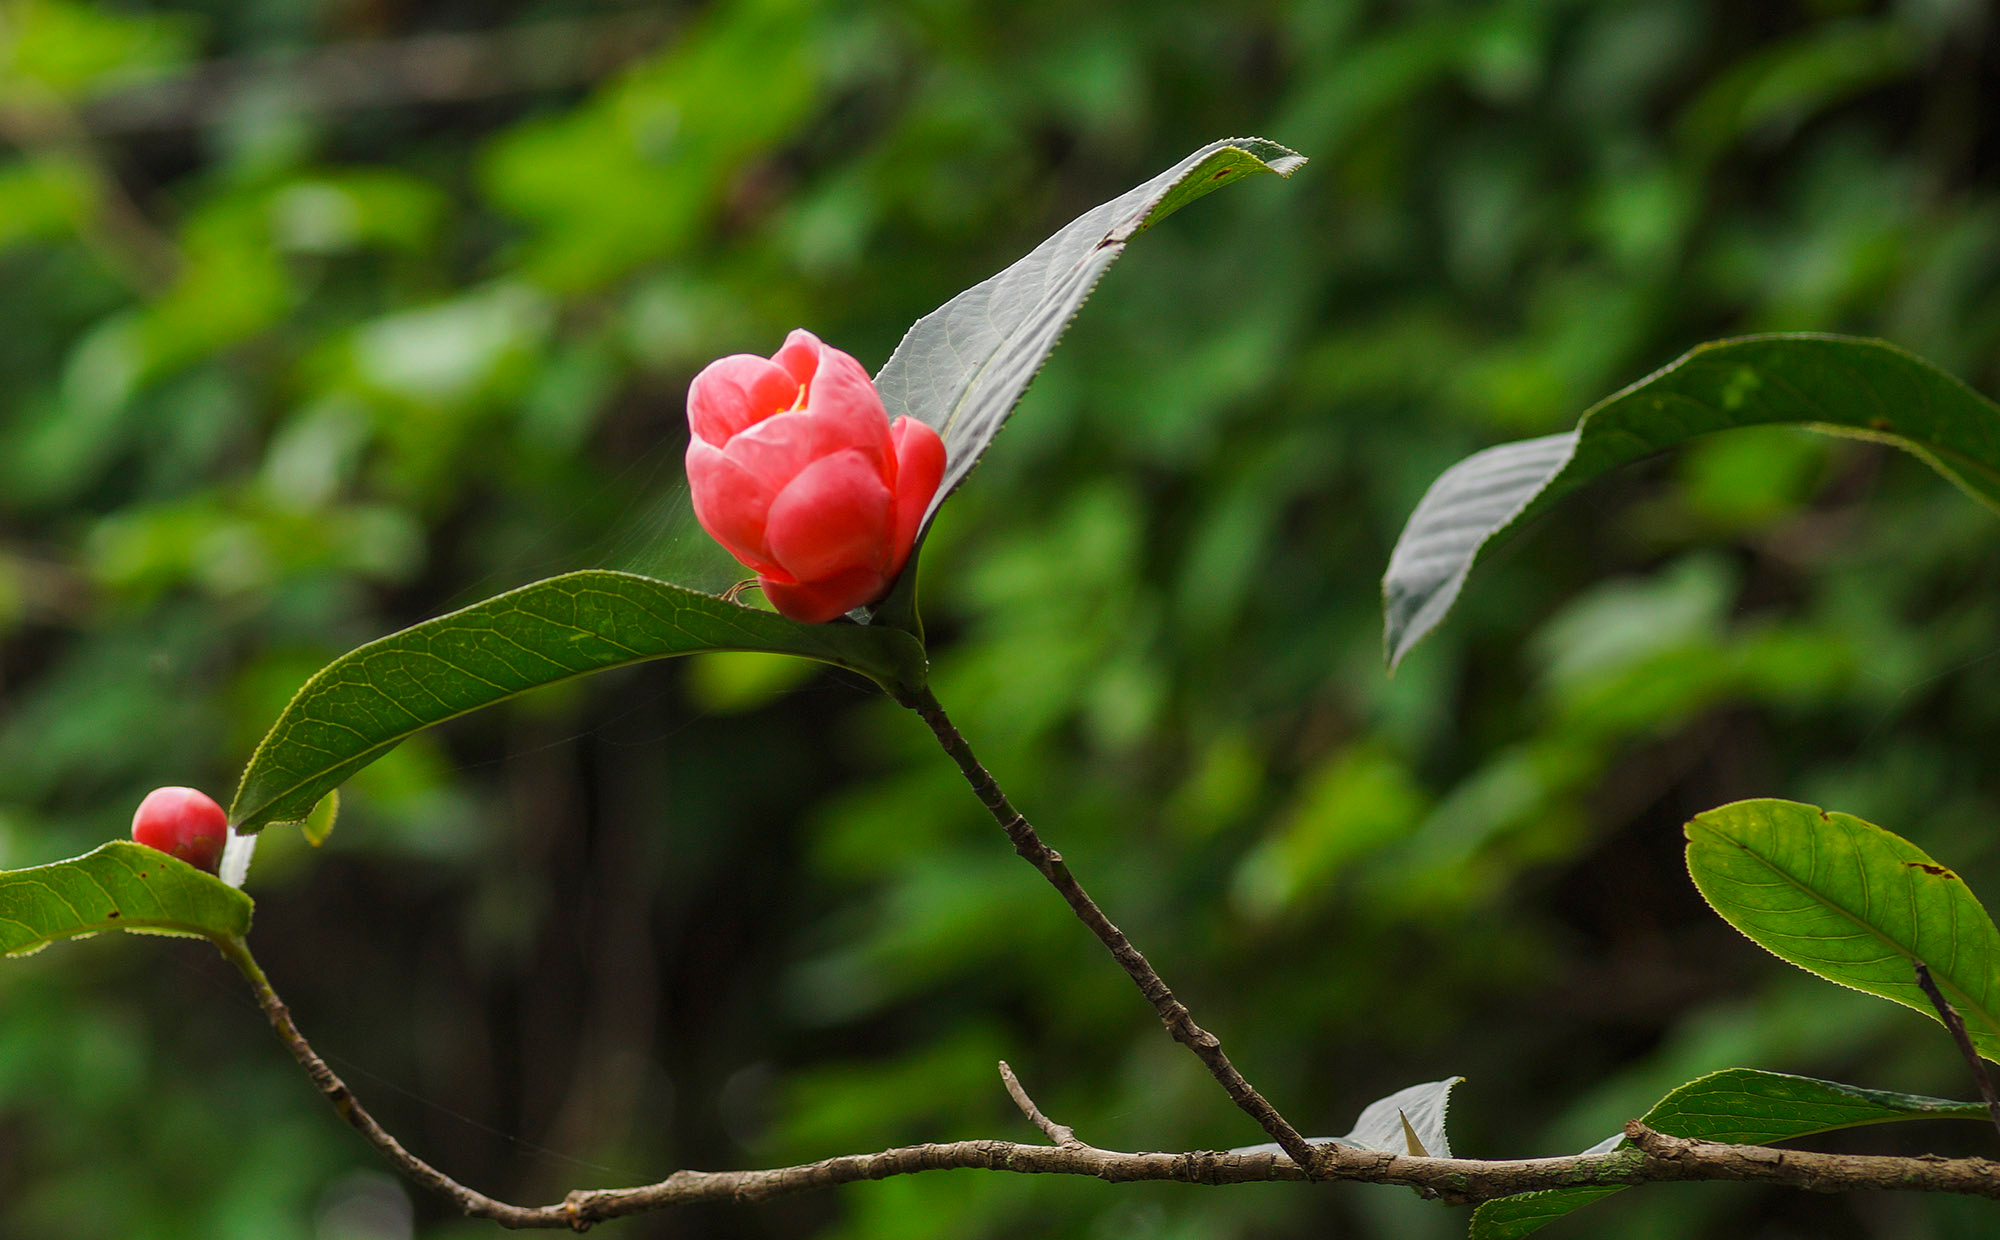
[759,566,887,624]
[887,417,946,573]
[800,345,892,466]
[687,354,804,444]
[772,329,822,388]
[763,448,894,584]
[686,438,783,574]
[722,407,842,493]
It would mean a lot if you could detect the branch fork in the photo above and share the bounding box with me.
[1000,1061,1083,1149]
[217,689,2000,1228]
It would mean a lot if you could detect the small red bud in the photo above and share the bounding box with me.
[131,786,229,874]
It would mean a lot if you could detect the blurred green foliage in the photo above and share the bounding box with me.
[1,1,1998,1237]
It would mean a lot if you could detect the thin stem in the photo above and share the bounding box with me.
[1914,961,2000,1139]
[999,1060,1080,1148]
[218,936,577,1230]
[907,686,1322,1173]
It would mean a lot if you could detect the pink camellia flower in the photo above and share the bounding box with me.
[685,330,946,623]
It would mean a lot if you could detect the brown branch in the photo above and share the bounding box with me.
[518,1135,2000,1223]
[1914,961,2000,1140]
[77,14,677,135]
[220,932,2000,1229]
[907,686,1322,1173]
[218,936,577,1230]
[1624,1122,2000,1199]
[999,1060,1080,1148]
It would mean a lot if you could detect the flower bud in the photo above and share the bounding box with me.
[685,330,945,622]
[131,786,229,874]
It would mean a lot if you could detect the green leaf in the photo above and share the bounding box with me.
[0,841,253,957]
[1470,1068,1989,1238]
[230,570,928,832]
[873,137,1306,544]
[1381,335,2000,667]
[1686,798,2000,1060]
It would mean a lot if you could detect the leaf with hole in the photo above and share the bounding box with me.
[1468,1068,1990,1238]
[1381,335,2000,666]
[1686,798,2000,1061]
[230,570,928,832]
[0,841,253,957]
